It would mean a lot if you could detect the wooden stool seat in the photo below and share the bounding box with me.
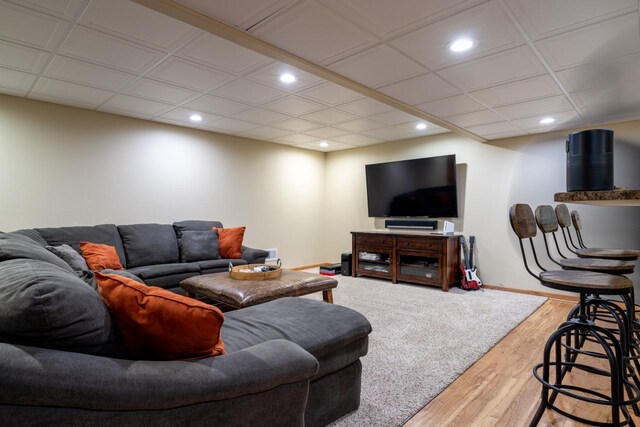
[540,270,632,293]
[576,247,640,261]
[560,258,635,274]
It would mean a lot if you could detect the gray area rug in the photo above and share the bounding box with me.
[303,271,547,426]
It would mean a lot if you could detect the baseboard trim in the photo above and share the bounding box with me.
[290,262,332,271]
[482,284,578,302]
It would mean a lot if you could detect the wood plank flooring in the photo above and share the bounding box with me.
[404,299,639,426]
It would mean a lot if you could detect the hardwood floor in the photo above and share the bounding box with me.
[404,298,639,426]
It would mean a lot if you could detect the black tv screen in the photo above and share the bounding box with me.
[365,155,458,218]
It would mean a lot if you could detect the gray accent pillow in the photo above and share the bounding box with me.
[0,259,129,358]
[46,244,92,278]
[117,224,179,268]
[179,230,220,262]
[173,220,223,237]
[0,233,75,274]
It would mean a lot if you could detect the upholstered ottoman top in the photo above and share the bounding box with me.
[180,269,337,308]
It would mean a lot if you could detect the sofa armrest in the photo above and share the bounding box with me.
[242,245,269,264]
[0,339,318,411]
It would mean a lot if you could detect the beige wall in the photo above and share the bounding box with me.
[0,94,326,268]
[323,122,640,294]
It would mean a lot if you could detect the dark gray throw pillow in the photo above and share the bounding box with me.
[0,259,129,358]
[179,230,220,262]
[0,233,74,274]
[46,244,92,277]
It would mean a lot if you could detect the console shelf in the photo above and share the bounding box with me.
[351,230,461,291]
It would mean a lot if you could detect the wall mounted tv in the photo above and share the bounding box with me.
[365,154,458,218]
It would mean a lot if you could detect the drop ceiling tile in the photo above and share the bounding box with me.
[362,126,417,140]
[272,118,323,132]
[153,116,197,128]
[251,1,377,64]
[556,52,640,93]
[30,77,114,109]
[264,95,325,116]
[494,95,574,120]
[59,26,165,74]
[272,133,320,144]
[0,40,50,73]
[582,106,640,125]
[511,110,582,130]
[336,97,394,117]
[378,73,460,105]
[297,140,353,152]
[184,95,252,116]
[503,0,637,40]
[390,1,524,71]
[179,32,271,74]
[334,118,385,132]
[148,57,233,92]
[236,126,293,140]
[482,130,528,140]
[320,0,484,39]
[175,0,295,29]
[100,94,173,117]
[201,117,261,133]
[246,62,324,92]
[437,46,547,91]
[126,79,198,104]
[303,127,350,138]
[445,109,503,127]
[535,13,640,71]
[299,82,362,106]
[80,0,198,52]
[466,121,521,137]
[45,56,136,92]
[329,44,427,87]
[0,66,36,94]
[211,79,286,105]
[232,107,291,125]
[369,110,420,126]
[16,0,86,20]
[333,133,382,145]
[0,2,68,51]
[416,94,484,117]
[571,80,640,110]
[300,108,358,125]
[470,75,563,107]
[160,107,223,125]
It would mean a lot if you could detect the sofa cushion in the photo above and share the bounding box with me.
[36,224,127,268]
[126,262,200,280]
[0,233,74,274]
[46,244,92,277]
[95,272,226,360]
[223,297,371,378]
[179,230,220,262]
[193,258,247,271]
[214,227,245,259]
[0,259,128,358]
[11,229,47,246]
[80,242,124,271]
[118,224,179,268]
[173,220,223,236]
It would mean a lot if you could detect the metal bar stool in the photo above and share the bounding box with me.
[510,204,639,426]
[556,204,640,261]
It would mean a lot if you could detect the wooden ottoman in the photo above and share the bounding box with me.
[180,269,337,308]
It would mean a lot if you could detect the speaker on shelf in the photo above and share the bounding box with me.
[385,219,438,230]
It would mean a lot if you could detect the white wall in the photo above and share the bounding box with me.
[323,122,640,295]
[0,94,326,268]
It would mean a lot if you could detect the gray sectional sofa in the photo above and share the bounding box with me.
[0,223,373,426]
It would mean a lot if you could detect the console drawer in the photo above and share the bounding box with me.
[397,237,442,251]
[355,234,393,248]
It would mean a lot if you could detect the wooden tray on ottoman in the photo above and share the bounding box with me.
[229,264,282,280]
[180,269,337,309]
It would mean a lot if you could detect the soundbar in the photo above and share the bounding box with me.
[385,219,438,230]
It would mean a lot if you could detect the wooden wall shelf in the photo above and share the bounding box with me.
[554,189,640,206]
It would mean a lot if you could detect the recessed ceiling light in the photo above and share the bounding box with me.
[539,117,555,125]
[319,141,329,147]
[449,38,475,53]
[280,73,297,84]
[416,123,427,130]
[189,114,203,122]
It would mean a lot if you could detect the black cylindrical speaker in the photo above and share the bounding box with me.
[566,129,614,191]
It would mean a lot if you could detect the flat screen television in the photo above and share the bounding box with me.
[365,154,458,218]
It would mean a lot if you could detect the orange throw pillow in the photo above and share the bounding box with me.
[80,242,124,271]
[213,226,245,259]
[95,272,225,360]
